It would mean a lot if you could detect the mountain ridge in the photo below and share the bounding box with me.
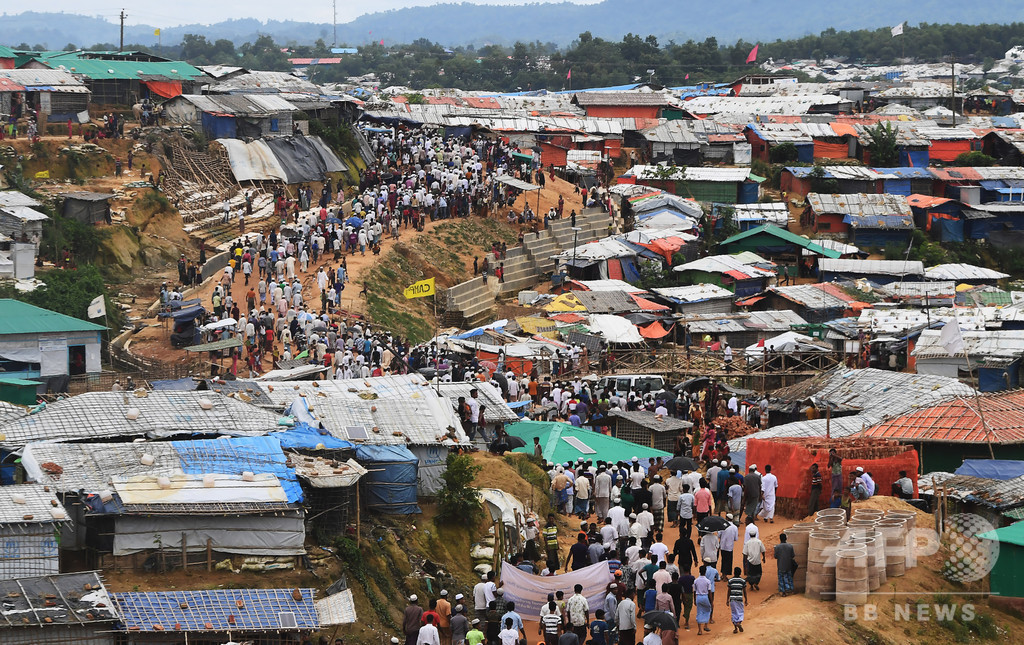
[2,3,1024,50]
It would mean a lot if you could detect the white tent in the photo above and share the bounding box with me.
[744,331,831,364]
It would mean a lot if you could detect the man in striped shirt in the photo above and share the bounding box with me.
[727,567,747,633]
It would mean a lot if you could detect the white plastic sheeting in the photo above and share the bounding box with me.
[217,138,288,182]
[500,561,612,617]
[587,314,644,344]
[111,474,288,506]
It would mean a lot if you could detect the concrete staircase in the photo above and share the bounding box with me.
[443,208,612,328]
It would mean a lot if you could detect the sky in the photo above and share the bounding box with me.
[43,1,602,27]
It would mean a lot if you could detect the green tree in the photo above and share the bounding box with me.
[865,122,899,167]
[769,142,799,163]
[954,151,997,166]
[436,453,483,523]
[0,265,121,329]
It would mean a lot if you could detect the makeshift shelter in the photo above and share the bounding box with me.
[216,135,348,184]
[113,588,319,644]
[58,191,116,225]
[586,314,644,344]
[254,374,465,495]
[673,254,775,297]
[593,409,692,452]
[0,391,281,450]
[818,259,923,284]
[506,420,671,465]
[805,193,913,244]
[731,367,974,452]
[0,571,117,645]
[650,284,734,315]
[289,453,366,539]
[862,390,1024,471]
[744,437,919,517]
[743,331,832,367]
[913,329,1024,391]
[355,445,421,514]
[919,470,1024,529]
[755,283,863,324]
[0,484,69,580]
[0,299,105,391]
[717,225,841,277]
[978,522,1024,612]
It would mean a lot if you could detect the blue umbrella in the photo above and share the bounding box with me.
[326,217,342,224]
[345,216,364,228]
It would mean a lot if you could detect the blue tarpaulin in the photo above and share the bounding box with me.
[170,436,303,503]
[150,377,198,391]
[201,112,236,139]
[955,459,1024,480]
[272,422,354,451]
[355,445,421,514]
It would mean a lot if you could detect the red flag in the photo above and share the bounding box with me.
[746,44,759,64]
[567,69,572,80]
[685,73,689,80]
[757,338,765,347]
[379,39,384,45]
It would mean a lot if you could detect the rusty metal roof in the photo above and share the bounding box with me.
[864,390,1024,444]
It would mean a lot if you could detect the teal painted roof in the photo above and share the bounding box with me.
[0,46,14,59]
[720,224,842,258]
[506,419,671,465]
[0,300,106,335]
[0,377,41,386]
[29,53,205,81]
[978,521,1024,547]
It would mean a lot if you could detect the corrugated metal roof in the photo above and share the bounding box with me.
[785,166,897,180]
[769,283,854,310]
[819,258,923,276]
[573,290,642,314]
[435,381,519,423]
[674,254,775,279]
[175,93,298,116]
[641,120,701,144]
[920,472,1024,510]
[807,192,913,217]
[0,572,116,628]
[913,329,1024,362]
[208,70,319,94]
[574,92,672,106]
[729,367,975,451]
[865,390,1024,444]
[572,279,645,293]
[652,284,734,303]
[684,95,846,115]
[0,68,89,92]
[629,165,755,182]
[0,299,104,336]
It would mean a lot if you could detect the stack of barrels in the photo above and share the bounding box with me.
[783,507,919,605]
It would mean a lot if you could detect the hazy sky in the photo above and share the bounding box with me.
[46,1,601,27]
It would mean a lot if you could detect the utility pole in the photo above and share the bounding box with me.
[333,0,337,47]
[119,9,126,52]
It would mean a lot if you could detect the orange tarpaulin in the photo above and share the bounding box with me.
[829,122,858,138]
[813,141,849,159]
[630,294,670,311]
[928,140,971,163]
[144,80,182,98]
[637,236,689,263]
[639,321,674,339]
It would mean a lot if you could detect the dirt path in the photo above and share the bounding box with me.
[127,173,589,366]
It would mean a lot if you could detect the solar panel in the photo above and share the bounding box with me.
[562,436,596,454]
[346,426,369,440]
[280,611,298,628]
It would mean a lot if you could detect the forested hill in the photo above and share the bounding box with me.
[4,0,1024,49]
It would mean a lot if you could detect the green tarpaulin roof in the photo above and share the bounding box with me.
[0,300,106,336]
[506,420,671,465]
[978,521,1024,547]
[719,224,842,258]
[35,55,205,81]
[183,336,243,352]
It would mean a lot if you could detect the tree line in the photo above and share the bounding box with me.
[18,22,1024,92]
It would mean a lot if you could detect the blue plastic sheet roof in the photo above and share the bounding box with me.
[873,167,933,179]
[272,422,354,450]
[150,377,198,391]
[114,588,319,632]
[170,436,303,503]
[354,444,417,463]
[955,459,1024,481]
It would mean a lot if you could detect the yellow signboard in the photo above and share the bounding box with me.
[403,277,435,299]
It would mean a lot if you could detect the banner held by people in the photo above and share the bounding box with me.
[404,277,436,299]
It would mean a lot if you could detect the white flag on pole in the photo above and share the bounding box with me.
[939,320,965,356]
[87,295,106,319]
[891,22,904,37]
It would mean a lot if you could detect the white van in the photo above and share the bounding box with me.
[596,374,666,397]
